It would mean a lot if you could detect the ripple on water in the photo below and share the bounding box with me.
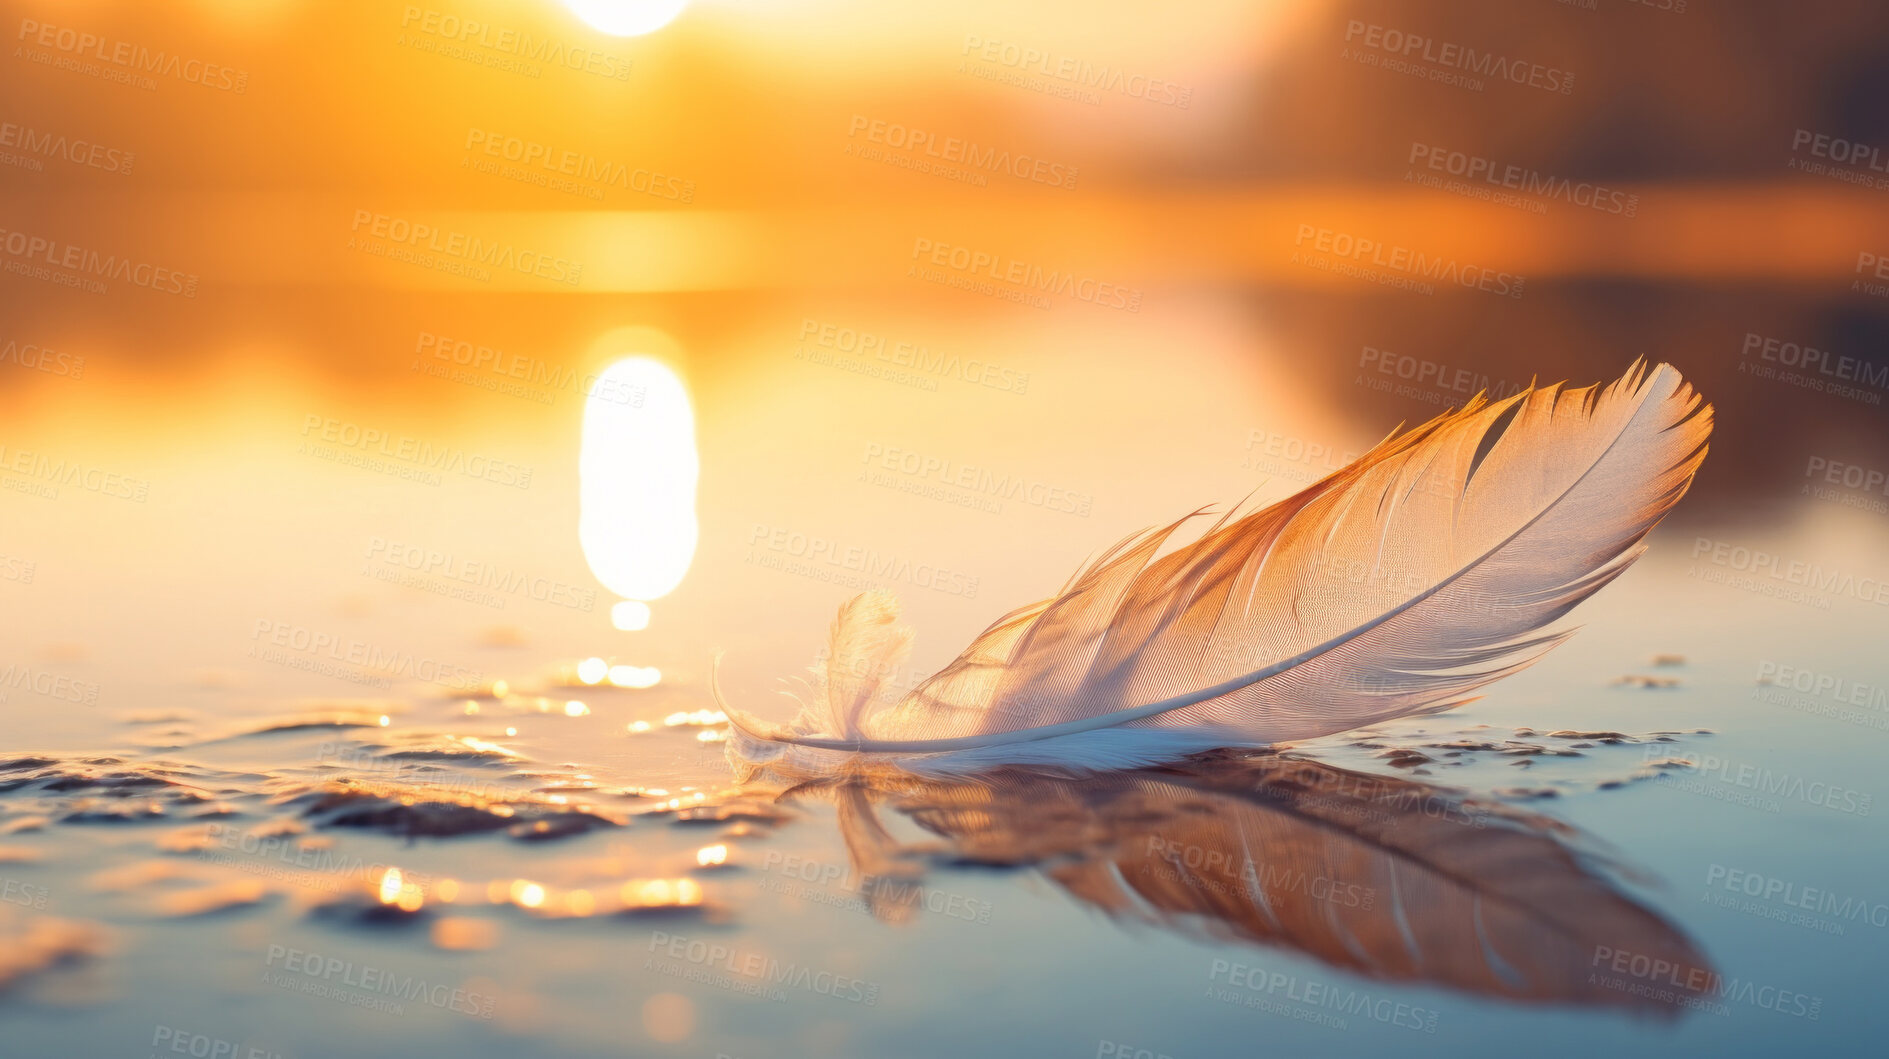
[0,693,1718,1027]
[0,690,749,992]
[0,904,107,998]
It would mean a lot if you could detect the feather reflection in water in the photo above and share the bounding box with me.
[763,752,1715,1015]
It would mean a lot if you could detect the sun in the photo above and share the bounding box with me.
[563,0,691,37]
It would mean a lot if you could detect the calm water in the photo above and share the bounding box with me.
[3,347,1885,1057]
[3,2,1887,1052]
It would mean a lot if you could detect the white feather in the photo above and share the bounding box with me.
[720,361,1712,774]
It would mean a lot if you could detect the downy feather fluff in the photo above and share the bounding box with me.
[719,361,1712,775]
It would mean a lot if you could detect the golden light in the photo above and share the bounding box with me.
[610,664,661,688]
[564,700,591,717]
[695,844,727,867]
[577,657,609,685]
[562,0,691,38]
[626,878,670,904]
[431,917,498,952]
[578,347,699,603]
[623,877,705,908]
[510,880,547,909]
[611,600,652,631]
[378,867,404,905]
[378,867,426,911]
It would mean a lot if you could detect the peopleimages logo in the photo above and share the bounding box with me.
[463,128,693,202]
[1293,223,1525,298]
[847,114,1080,190]
[1736,331,1886,406]
[0,338,84,378]
[959,35,1194,108]
[909,237,1143,312]
[1705,864,1888,930]
[1642,743,1873,815]
[397,7,631,80]
[0,444,150,501]
[1,877,49,909]
[248,618,484,692]
[0,662,99,705]
[149,1025,282,1059]
[1407,142,1637,216]
[298,414,534,489]
[363,536,596,612]
[860,442,1094,516]
[1790,129,1889,180]
[16,18,250,92]
[1143,837,1376,909]
[1207,959,1440,1032]
[746,522,981,598]
[0,553,35,583]
[1343,20,1574,94]
[1689,537,1889,607]
[795,318,1031,395]
[348,210,583,287]
[263,944,495,1018]
[645,930,881,1004]
[0,118,134,174]
[0,226,198,296]
[1357,346,1531,404]
[758,850,995,924]
[1756,661,1888,711]
[1589,945,1822,1019]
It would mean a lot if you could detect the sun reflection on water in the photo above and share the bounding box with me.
[578,346,699,606]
